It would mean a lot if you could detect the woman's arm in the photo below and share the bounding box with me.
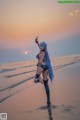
[35,36,40,48]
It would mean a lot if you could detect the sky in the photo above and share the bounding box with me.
[0,0,80,63]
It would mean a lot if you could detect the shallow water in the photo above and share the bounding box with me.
[0,55,80,120]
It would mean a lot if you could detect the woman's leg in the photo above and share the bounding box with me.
[42,70,51,106]
[36,66,43,75]
[42,69,48,80]
[34,66,43,83]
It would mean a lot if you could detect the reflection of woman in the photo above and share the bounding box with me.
[48,107,53,120]
[34,37,54,106]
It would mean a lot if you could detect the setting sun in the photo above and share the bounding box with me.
[23,50,32,55]
[24,51,28,55]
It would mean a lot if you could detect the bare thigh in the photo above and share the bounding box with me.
[36,66,43,75]
[42,70,48,80]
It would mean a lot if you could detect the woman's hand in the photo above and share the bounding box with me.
[35,36,38,43]
[37,63,41,67]
[35,36,40,48]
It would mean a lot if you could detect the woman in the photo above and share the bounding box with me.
[34,37,54,106]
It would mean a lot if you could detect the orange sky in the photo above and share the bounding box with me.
[0,0,80,49]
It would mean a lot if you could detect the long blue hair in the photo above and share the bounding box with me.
[39,42,54,82]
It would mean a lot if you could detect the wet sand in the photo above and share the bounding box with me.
[0,54,80,120]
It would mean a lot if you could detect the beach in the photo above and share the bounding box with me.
[0,54,80,120]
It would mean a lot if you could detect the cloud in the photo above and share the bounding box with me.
[69,12,74,16]
[74,10,79,13]
[69,9,80,18]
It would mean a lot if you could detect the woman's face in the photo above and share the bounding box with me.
[39,46,44,51]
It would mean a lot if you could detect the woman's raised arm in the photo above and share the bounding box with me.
[35,36,40,48]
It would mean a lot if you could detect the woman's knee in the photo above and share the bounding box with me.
[42,74,47,80]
